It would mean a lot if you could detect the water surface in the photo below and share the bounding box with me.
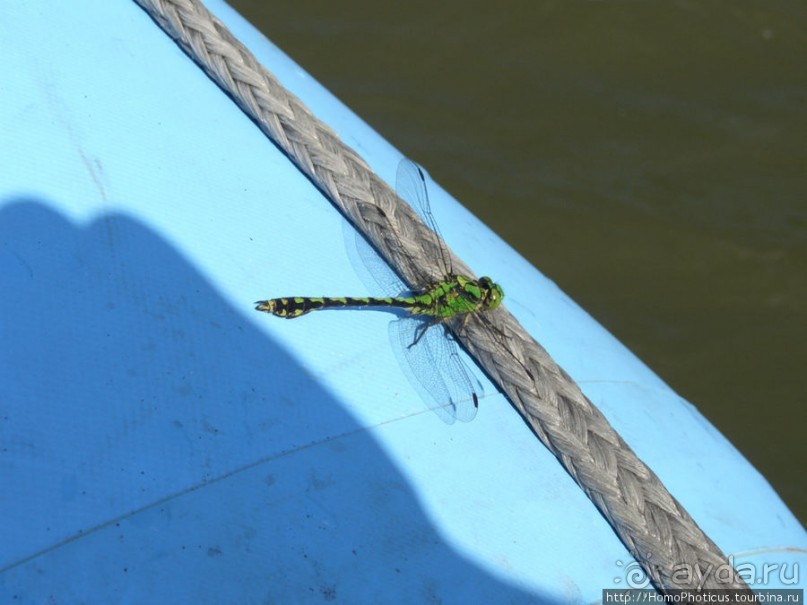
[229,0,806,523]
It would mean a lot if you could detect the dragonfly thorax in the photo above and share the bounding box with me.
[415,274,503,319]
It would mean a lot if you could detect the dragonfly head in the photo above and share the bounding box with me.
[479,277,504,310]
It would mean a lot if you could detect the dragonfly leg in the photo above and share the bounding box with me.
[445,312,471,339]
[410,318,441,348]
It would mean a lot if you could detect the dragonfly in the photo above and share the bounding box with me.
[255,158,504,423]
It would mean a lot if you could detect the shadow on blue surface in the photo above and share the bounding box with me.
[0,200,560,603]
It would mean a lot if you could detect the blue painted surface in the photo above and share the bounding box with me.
[0,1,803,603]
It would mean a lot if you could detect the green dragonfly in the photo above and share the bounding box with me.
[256,159,503,422]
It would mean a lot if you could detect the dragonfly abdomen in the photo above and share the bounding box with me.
[255,296,418,318]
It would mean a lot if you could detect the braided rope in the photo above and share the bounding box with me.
[133,0,751,595]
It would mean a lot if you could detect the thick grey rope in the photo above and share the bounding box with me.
[133,0,750,595]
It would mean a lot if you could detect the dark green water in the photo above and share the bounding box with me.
[228,1,806,523]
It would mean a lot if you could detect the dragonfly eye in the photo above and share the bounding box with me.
[479,277,503,310]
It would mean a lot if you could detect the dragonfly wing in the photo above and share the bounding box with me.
[344,158,445,296]
[389,318,480,424]
[341,157,484,425]
[396,159,454,279]
[427,324,482,423]
[342,219,408,298]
